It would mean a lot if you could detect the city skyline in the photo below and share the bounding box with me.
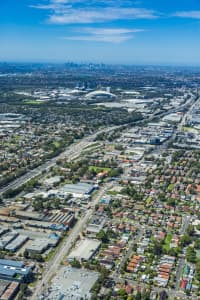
[1,0,200,65]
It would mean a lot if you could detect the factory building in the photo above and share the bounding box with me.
[0,259,32,283]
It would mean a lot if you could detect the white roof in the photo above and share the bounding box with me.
[85,90,116,99]
[68,239,101,261]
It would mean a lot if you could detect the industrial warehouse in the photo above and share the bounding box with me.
[68,239,101,262]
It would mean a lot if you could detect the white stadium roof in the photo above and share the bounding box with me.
[85,90,116,100]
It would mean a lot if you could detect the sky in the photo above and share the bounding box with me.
[0,0,200,65]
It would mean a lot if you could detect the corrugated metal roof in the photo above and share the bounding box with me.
[0,259,24,268]
[0,266,15,277]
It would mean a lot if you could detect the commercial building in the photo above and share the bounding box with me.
[26,239,50,254]
[14,210,43,221]
[5,235,28,252]
[0,281,19,300]
[26,237,59,254]
[0,229,9,238]
[0,281,10,299]
[163,113,182,123]
[86,215,106,234]
[0,259,32,283]
[0,232,18,250]
[43,267,99,300]
[43,176,61,186]
[68,239,101,261]
[60,182,95,198]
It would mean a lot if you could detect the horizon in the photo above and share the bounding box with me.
[1,0,200,65]
[1,61,200,69]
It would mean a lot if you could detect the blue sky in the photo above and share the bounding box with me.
[0,0,200,65]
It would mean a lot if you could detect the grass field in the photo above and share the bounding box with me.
[167,183,175,192]
[23,100,43,104]
[13,135,21,140]
[163,233,172,251]
[89,166,111,173]
[108,190,119,195]
[53,141,60,148]
[146,197,153,206]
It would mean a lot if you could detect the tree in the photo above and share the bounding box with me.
[152,241,163,256]
[196,224,200,231]
[17,283,28,300]
[167,198,176,207]
[142,290,151,300]
[115,144,124,151]
[196,261,200,281]
[187,225,195,236]
[122,184,144,201]
[135,291,142,300]
[118,288,127,299]
[186,247,196,263]
[194,240,200,250]
[96,230,109,243]
[33,198,44,211]
[180,234,191,247]
[71,258,81,268]
[158,192,166,202]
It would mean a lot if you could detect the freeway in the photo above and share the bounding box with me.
[31,182,113,300]
[177,94,200,131]
[1,92,198,197]
[0,126,119,196]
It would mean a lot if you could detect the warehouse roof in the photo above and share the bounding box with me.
[62,182,94,195]
[68,239,101,261]
[0,259,24,268]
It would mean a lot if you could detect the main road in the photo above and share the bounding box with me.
[31,182,113,300]
[0,126,119,196]
[1,92,198,197]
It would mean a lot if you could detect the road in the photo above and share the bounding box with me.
[2,92,199,299]
[112,227,144,282]
[175,257,185,291]
[31,182,113,300]
[0,126,119,196]
[177,94,200,132]
[173,215,192,293]
[180,215,191,236]
[2,94,198,197]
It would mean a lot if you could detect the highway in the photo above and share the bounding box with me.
[2,92,199,299]
[0,126,119,196]
[177,94,200,131]
[1,92,198,197]
[31,182,113,300]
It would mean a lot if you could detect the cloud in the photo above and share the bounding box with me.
[85,28,144,35]
[64,35,132,42]
[31,1,158,24]
[50,8,157,24]
[175,11,200,19]
[62,27,145,43]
